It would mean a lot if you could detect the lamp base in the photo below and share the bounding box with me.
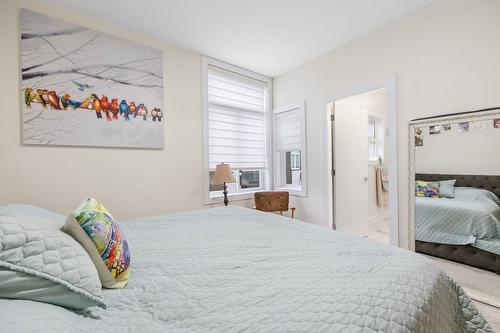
[223,182,229,206]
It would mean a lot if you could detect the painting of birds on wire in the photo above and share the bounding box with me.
[21,9,164,148]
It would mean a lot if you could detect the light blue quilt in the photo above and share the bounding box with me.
[416,187,500,255]
[0,205,493,332]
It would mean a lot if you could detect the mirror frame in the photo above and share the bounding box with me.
[407,108,500,251]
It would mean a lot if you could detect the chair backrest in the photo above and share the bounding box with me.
[254,191,289,212]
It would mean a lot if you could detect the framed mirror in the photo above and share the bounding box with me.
[408,107,500,303]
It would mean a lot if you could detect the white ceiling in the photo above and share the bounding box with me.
[43,0,434,77]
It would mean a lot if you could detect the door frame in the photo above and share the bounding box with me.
[320,75,399,246]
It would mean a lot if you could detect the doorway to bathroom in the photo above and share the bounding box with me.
[322,78,398,246]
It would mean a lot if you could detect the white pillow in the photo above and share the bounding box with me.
[0,215,105,309]
[0,204,66,227]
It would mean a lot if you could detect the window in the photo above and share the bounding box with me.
[290,151,301,170]
[368,142,378,161]
[273,102,307,197]
[208,169,263,197]
[239,170,260,189]
[368,116,384,163]
[203,57,272,203]
[368,120,376,139]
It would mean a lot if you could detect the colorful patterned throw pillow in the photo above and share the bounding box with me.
[64,197,130,288]
[415,181,440,198]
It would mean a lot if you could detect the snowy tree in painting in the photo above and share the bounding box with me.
[21,9,164,148]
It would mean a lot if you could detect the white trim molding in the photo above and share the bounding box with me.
[201,56,273,205]
[320,75,399,247]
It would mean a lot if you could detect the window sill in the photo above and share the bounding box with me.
[204,187,308,205]
[204,191,259,205]
[275,186,307,198]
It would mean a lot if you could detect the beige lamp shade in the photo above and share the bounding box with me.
[212,163,236,184]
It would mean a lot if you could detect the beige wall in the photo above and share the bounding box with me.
[273,0,500,248]
[0,0,211,219]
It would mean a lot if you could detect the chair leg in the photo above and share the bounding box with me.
[291,207,296,219]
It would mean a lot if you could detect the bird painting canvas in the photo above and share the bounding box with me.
[20,9,164,148]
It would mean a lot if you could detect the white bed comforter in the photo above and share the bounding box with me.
[0,206,492,332]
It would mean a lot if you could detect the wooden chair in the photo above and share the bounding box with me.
[254,191,296,218]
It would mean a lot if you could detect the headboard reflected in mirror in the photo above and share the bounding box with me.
[415,173,500,198]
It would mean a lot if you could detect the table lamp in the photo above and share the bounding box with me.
[212,163,236,206]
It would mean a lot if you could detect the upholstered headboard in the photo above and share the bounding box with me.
[415,173,500,198]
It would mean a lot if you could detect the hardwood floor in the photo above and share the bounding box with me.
[364,219,499,331]
[424,255,500,332]
[474,301,500,332]
[423,255,500,300]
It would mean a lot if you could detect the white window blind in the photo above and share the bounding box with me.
[208,65,268,170]
[272,102,307,197]
[275,110,302,152]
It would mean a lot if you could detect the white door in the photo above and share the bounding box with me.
[333,99,368,236]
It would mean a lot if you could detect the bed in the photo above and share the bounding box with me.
[415,173,500,274]
[0,205,493,332]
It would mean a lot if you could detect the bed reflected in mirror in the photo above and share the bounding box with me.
[411,109,500,305]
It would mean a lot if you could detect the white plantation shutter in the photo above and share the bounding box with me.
[275,110,302,151]
[208,65,268,170]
